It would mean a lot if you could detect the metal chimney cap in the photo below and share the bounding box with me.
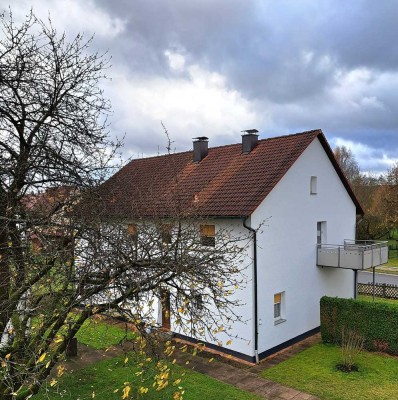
[193,136,209,141]
[241,129,258,135]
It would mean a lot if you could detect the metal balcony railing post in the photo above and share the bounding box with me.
[361,247,365,270]
[371,245,374,268]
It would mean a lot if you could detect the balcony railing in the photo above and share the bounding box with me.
[317,240,388,270]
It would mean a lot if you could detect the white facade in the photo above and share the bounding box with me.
[165,219,256,358]
[250,138,355,356]
[158,137,357,361]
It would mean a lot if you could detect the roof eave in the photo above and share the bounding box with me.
[316,132,365,216]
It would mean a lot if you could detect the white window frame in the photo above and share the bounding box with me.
[317,221,327,245]
[274,292,286,325]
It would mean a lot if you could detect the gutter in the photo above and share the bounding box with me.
[242,217,259,364]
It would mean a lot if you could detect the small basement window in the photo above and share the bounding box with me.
[200,224,215,247]
[310,176,317,194]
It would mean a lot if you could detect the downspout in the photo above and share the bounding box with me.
[243,217,259,364]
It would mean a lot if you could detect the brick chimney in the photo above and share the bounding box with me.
[193,137,209,162]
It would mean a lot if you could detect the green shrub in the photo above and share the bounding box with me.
[320,296,398,355]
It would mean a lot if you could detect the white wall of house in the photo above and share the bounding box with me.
[121,218,254,357]
[250,138,356,354]
[167,218,256,358]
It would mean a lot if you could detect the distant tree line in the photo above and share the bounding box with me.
[333,146,398,240]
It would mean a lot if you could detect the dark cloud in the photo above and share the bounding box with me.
[94,1,398,98]
[94,0,398,171]
[3,0,398,171]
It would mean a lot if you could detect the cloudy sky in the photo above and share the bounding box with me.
[5,1,398,172]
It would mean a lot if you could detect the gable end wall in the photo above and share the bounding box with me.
[251,138,356,353]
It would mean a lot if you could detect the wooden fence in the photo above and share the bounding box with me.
[358,282,398,299]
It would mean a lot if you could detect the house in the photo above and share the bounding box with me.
[23,186,76,254]
[99,129,388,363]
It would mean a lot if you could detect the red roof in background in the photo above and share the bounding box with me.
[99,129,363,218]
[23,186,76,215]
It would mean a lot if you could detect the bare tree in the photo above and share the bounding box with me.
[0,11,249,399]
[334,145,361,183]
[357,164,398,239]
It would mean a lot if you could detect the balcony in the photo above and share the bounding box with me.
[317,240,388,270]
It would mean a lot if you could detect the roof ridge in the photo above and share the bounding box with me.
[125,129,322,164]
[259,129,322,142]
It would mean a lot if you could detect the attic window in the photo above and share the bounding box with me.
[310,176,317,195]
[200,224,215,247]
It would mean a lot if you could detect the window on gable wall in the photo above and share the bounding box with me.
[200,224,215,247]
[310,176,317,194]
[317,221,327,246]
[274,293,282,319]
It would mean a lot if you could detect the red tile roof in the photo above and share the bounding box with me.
[99,129,363,218]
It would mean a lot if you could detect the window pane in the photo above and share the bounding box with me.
[200,224,215,247]
[274,303,281,318]
[200,224,215,237]
[310,176,317,194]
[274,293,281,303]
[128,224,138,238]
[160,224,172,244]
[200,236,215,247]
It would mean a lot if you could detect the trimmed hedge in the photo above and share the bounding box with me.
[320,296,398,355]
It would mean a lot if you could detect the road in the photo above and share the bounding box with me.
[358,270,398,286]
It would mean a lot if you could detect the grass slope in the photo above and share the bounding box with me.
[262,344,398,400]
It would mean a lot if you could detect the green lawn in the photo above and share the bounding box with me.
[31,318,261,399]
[357,295,398,306]
[33,355,261,400]
[380,250,398,268]
[369,248,398,272]
[262,343,398,400]
[76,318,137,349]
[376,266,398,274]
